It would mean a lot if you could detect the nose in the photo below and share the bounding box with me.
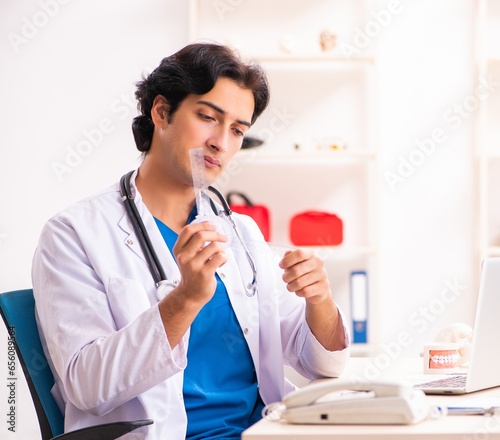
[207,125,229,154]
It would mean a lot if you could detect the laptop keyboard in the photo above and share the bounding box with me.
[414,375,467,389]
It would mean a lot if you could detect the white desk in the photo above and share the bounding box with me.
[243,357,500,439]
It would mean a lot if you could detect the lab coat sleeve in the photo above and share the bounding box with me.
[290,308,350,378]
[235,214,350,381]
[32,215,187,416]
[279,288,350,380]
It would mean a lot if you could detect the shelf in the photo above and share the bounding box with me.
[189,0,377,64]
[190,0,380,350]
[482,153,500,160]
[249,55,376,65]
[476,58,500,68]
[485,246,500,257]
[235,149,377,164]
[266,244,376,260]
[311,246,376,260]
[350,343,378,357]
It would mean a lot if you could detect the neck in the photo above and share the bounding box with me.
[135,163,195,233]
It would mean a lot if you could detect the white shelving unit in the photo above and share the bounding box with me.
[477,0,500,266]
[188,0,380,355]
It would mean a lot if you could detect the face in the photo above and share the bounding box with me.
[148,77,255,188]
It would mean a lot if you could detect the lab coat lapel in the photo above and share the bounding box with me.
[141,213,182,285]
[118,213,147,262]
[117,202,181,295]
[218,246,260,376]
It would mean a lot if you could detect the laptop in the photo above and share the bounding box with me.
[413,258,500,394]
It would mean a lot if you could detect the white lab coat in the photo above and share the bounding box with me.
[32,170,350,439]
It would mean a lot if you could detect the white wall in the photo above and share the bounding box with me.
[0,1,188,438]
[377,0,477,358]
[0,0,484,437]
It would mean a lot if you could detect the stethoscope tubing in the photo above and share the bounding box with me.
[120,171,167,285]
[119,171,258,296]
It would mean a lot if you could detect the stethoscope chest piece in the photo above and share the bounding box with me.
[246,282,258,297]
[156,280,179,301]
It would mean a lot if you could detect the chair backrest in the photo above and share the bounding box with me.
[0,289,64,439]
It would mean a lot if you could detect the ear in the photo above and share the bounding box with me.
[150,95,170,127]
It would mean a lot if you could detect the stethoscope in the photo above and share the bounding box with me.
[119,170,258,298]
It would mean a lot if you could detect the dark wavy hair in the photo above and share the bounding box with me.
[132,43,270,152]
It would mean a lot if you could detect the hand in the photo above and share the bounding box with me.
[280,249,346,351]
[157,221,227,349]
[172,221,228,306]
[279,249,331,305]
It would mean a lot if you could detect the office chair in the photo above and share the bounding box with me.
[0,289,153,440]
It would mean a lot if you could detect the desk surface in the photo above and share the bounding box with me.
[243,357,500,439]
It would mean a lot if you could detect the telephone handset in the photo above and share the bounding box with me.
[268,379,430,425]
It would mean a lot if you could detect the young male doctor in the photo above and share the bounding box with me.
[32,43,350,439]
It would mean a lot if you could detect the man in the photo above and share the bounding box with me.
[32,43,350,439]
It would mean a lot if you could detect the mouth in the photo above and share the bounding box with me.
[204,155,221,169]
[429,350,459,369]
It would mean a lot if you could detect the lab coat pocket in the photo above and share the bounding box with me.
[107,278,152,329]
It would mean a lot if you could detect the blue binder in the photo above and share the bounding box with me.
[350,271,368,343]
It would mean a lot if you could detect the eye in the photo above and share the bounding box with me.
[232,127,245,137]
[198,112,215,122]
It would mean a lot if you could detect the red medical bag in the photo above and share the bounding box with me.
[289,211,343,246]
[226,192,271,242]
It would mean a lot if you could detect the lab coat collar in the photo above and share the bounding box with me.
[117,169,182,294]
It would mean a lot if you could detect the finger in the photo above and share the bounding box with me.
[176,227,227,255]
[282,258,318,284]
[176,241,226,269]
[179,245,228,272]
[204,249,228,271]
[285,270,320,293]
[295,283,331,305]
[279,249,313,269]
[190,230,228,250]
[196,241,227,264]
[175,221,217,249]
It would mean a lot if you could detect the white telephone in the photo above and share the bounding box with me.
[270,379,430,425]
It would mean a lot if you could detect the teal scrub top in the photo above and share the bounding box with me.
[154,215,264,439]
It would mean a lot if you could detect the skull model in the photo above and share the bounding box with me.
[435,323,473,367]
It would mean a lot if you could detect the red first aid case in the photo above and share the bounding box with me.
[289,211,343,246]
[226,192,271,242]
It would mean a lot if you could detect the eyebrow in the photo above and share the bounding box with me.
[197,100,252,128]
